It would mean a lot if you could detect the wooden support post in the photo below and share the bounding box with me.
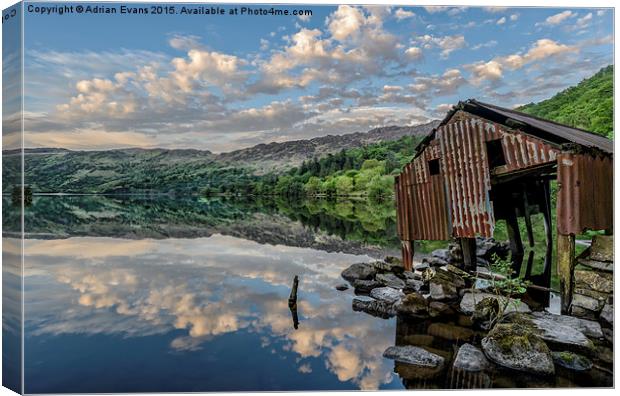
[540,180,553,281]
[505,210,524,275]
[522,186,535,248]
[401,240,414,271]
[557,233,575,314]
[288,275,299,329]
[460,237,477,271]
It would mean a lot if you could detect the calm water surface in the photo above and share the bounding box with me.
[2,196,611,392]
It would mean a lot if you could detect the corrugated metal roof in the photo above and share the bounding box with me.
[448,99,614,154]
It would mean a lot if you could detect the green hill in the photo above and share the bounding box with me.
[518,65,613,138]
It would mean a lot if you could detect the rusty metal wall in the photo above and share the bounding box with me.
[557,152,613,235]
[395,110,609,244]
[437,119,496,238]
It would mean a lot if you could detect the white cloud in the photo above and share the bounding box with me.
[541,10,575,26]
[496,17,506,25]
[394,8,415,20]
[413,34,466,59]
[510,14,519,21]
[404,46,422,59]
[466,38,579,86]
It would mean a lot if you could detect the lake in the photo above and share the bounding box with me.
[2,195,611,392]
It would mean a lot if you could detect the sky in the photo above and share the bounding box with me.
[6,3,615,152]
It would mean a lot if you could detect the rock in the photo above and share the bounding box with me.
[414,262,429,271]
[432,249,451,262]
[341,262,376,282]
[427,256,449,267]
[376,273,406,289]
[385,256,402,265]
[445,264,470,278]
[429,268,464,301]
[395,292,428,317]
[370,287,405,304]
[481,322,554,376]
[596,345,613,365]
[522,313,595,355]
[571,293,605,315]
[402,271,420,280]
[403,279,425,294]
[577,257,613,272]
[590,235,613,262]
[429,301,455,317]
[372,260,404,275]
[352,298,396,318]
[352,279,381,293]
[477,257,490,267]
[552,351,593,372]
[530,311,603,340]
[602,328,613,344]
[472,297,500,330]
[600,304,613,326]
[383,345,444,368]
[459,292,531,315]
[430,281,458,301]
[335,283,349,291]
[574,270,613,294]
[573,287,609,301]
[453,343,489,372]
[427,323,474,342]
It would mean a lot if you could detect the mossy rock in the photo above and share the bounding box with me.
[481,322,554,376]
[552,351,593,372]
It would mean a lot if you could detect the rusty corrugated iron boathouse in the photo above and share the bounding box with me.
[394,99,613,313]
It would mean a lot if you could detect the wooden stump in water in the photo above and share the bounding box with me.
[289,275,299,329]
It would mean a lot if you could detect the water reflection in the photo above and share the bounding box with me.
[19,231,405,392]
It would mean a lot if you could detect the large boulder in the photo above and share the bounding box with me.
[459,292,530,315]
[376,273,406,289]
[530,311,603,339]
[453,343,489,372]
[370,287,404,304]
[523,314,595,355]
[341,262,376,282]
[383,345,445,368]
[481,322,554,376]
[551,351,593,372]
[352,298,395,318]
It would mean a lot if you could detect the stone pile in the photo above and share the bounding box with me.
[572,235,613,343]
[338,237,611,381]
[416,237,509,270]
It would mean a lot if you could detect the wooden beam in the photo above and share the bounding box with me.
[557,233,575,314]
[460,237,477,271]
[505,210,524,275]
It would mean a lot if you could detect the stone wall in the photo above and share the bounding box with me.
[571,235,613,343]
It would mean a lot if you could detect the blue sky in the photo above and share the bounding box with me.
[11,3,614,151]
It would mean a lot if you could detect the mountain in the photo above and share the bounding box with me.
[218,122,439,174]
[518,65,613,138]
[3,121,438,193]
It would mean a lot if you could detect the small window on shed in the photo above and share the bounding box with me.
[486,139,506,169]
[428,159,441,175]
